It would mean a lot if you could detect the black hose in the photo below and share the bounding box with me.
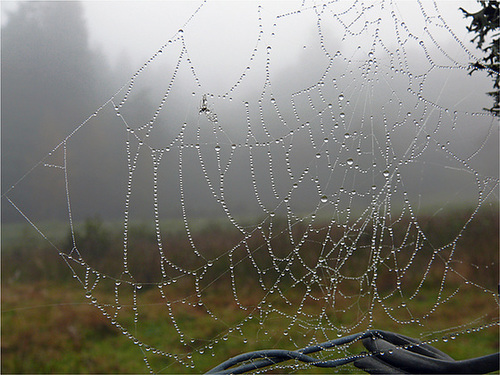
[205,329,500,374]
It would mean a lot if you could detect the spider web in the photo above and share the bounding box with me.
[3,0,499,373]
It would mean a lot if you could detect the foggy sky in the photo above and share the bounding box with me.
[2,0,498,225]
[1,1,486,69]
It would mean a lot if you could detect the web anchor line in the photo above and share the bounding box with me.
[206,330,500,374]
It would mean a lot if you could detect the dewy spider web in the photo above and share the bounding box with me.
[3,0,499,373]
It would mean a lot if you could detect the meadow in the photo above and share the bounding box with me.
[2,206,499,373]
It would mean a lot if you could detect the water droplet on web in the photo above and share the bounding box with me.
[383,170,390,178]
[315,152,321,158]
[215,145,221,151]
[320,195,328,203]
[339,113,346,119]
[338,94,345,101]
[344,133,350,139]
[346,158,354,166]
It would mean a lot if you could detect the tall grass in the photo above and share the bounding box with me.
[2,205,498,373]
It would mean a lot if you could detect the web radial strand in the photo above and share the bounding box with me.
[4,0,498,373]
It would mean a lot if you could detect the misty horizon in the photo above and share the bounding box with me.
[2,1,498,226]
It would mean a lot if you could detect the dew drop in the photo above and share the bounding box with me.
[383,170,390,178]
[320,195,328,203]
[338,94,345,101]
[339,112,346,119]
[346,158,354,166]
[215,145,221,151]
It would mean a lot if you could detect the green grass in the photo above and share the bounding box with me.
[2,281,498,374]
[2,206,499,373]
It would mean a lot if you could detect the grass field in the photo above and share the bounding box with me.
[2,206,499,373]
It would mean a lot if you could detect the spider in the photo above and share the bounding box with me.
[199,94,209,114]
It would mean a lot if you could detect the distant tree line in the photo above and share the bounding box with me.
[2,1,496,224]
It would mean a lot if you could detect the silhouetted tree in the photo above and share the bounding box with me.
[460,0,499,116]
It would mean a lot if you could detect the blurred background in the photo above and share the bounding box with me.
[2,0,498,224]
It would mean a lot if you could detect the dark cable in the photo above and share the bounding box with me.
[205,330,500,374]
